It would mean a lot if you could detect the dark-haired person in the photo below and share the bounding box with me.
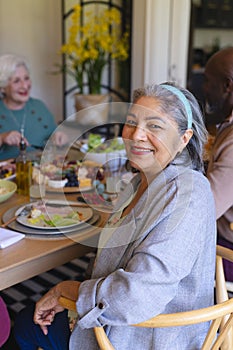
[203,47,233,281]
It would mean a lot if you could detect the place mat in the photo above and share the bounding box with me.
[2,205,101,240]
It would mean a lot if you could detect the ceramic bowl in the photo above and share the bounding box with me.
[82,149,127,169]
[0,179,17,203]
[81,137,127,171]
[47,178,68,189]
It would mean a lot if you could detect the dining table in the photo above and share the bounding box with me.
[0,190,109,291]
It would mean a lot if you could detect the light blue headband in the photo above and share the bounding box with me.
[160,84,193,129]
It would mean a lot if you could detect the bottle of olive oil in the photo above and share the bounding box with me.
[16,133,32,196]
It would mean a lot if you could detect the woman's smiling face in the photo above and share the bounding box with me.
[122,96,189,175]
[4,65,31,108]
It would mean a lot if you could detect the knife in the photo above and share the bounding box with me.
[45,200,112,211]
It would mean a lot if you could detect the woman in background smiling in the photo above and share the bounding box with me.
[0,54,67,160]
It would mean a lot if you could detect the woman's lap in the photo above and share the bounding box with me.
[14,303,71,350]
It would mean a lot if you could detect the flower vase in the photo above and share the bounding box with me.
[74,93,110,127]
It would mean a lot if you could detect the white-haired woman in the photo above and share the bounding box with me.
[0,54,66,160]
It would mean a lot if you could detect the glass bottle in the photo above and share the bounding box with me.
[16,134,32,196]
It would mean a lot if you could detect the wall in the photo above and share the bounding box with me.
[132,0,191,91]
[0,0,63,123]
[131,0,146,95]
[193,28,233,51]
[0,0,192,122]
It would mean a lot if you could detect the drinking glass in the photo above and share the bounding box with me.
[105,152,125,193]
[30,165,46,200]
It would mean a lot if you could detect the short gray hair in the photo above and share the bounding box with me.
[132,82,208,171]
[0,54,30,89]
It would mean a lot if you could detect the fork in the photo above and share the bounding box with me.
[1,204,32,228]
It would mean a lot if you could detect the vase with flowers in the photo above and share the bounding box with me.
[60,4,129,126]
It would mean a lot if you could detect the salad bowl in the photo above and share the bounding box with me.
[80,135,127,171]
[0,180,17,203]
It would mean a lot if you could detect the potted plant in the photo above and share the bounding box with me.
[60,4,129,125]
[61,4,129,95]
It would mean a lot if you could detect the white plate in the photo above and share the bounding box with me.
[2,173,16,181]
[15,203,93,230]
[2,205,100,238]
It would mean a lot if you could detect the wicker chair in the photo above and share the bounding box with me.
[59,245,233,350]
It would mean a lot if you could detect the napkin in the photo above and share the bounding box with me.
[0,227,25,249]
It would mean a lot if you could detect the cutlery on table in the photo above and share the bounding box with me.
[1,205,32,228]
[45,200,112,211]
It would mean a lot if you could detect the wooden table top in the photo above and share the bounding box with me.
[0,191,108,290]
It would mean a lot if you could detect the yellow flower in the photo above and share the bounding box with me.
[59,4,129,94]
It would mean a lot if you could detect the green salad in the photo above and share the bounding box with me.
[28,212,81,227]
[87,133,125,153]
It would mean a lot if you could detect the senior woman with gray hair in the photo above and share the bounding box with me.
[0,53,67,160]
[14,83,216,350]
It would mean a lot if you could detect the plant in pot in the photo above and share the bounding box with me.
[60,4,129,125]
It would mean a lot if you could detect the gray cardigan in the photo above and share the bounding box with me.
[70,157,216,350]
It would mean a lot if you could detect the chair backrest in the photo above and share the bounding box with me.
[59,245,233,350]
[215,245,233,350]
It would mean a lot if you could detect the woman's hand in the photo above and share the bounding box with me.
[33,281,81,335]
[33,286,64,335]
[53,131,68,146]
[0,131,29,147]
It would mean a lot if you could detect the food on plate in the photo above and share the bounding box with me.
[64,170,80,187]
[32,167,49,185]
[27,201,84,227]
[30,207,42,218]
[32,159,104,189]
[83,134,125,153]
[0,160,16,179]
[78,178,92,188]
[86,133,103,151]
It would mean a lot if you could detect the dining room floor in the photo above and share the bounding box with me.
[0,251,95,349]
